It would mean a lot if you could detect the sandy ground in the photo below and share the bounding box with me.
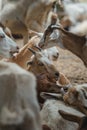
[16,39,87,86]
[57,47,87,86]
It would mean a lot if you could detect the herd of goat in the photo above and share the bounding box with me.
[0,0,87,130]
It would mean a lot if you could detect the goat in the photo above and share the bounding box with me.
[27,47,70,86]
[43,46,59,61]
[27,47,70,103]
[3,34,70,104]
[40,83,87,116]
[59,110,87,130]
[36,72,60,103]
[27,47,59,78]
[62,83,87,116]
[36,72,70,103]
[39,24,87,67]
[0,0,57,44]
[0,27,19,58]
[0,61,42,130]
[40,92,84,130]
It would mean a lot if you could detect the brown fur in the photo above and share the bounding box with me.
[8,36,40,69]
[36,72,70,103]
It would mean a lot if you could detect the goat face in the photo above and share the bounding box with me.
[44,47,59,61]
[28,48,59,79]
[0,27,19,58]
[63,84,87,109]
[39,25,64,49]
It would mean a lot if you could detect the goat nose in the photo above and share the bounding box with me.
[55,72,59,77]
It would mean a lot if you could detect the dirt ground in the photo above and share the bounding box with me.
[57,47,87,86]
[16,39,87,86]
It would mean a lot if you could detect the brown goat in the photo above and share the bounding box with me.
[27,47,59,78]
[36,72,66,103]
[27,48,70,103]
[62,84,87,116]
[39,24,87,67]
[36,71,70,103]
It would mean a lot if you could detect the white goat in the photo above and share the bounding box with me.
[0,27,19,58]
[0,61,42,130]
[40,92,84,130]
[43,46,59,61]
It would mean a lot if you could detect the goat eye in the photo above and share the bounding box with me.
[38,62,44,66]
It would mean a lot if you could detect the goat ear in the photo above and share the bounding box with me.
[42,124,51,130]
[40,92,62,100]
[59,110,81,125]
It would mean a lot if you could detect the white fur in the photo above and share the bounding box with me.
[40,99,84,130]
[63,2,87,25]
[70,20,87,35]
[0,27,19,58]
[43,46,59,61]
[0,61,41,130]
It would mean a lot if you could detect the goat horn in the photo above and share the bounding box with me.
[28,48,36,55]
[34,46,42,51]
